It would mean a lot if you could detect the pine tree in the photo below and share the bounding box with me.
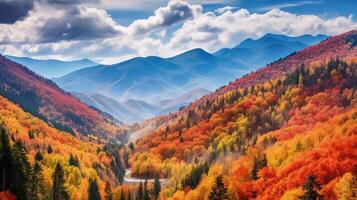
[208,175,229,200]
[88,179,101,200]
[137,182,143,200]
[143,179,150,200]
[29,162,45,200]
[299,175,323,200]
[0,127,16,192]
[153,176,161,200]
[35,151,43,161]
[128,191,132,200]
[13,140,31,200]
[47,145,53,154]
[69,154,79,167]
[104,181,113,200]
[52,163,69,200]
[120,189,126,200]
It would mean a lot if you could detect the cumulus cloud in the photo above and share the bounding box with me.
[215,6,237,14]
[0,1,357,64]
[0,0,35,24]
[127,0,202,36]
[39,5,122,42]
[167,8,357,53]
[0,0,123,43]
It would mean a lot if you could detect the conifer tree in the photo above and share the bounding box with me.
[299,175,323,200]
[143,179,150,200]
[0,127,16,192]
[47,145,53,154]
[120,189,126,200]
[128,191,132,200]
[88,179,101,200]
[208,175,229,200]
[153,176,161,200]
[104,181,113,200]
[52,163,69,200]
[13,140,31,200]
[137,182,143,200]
[35,151,43,161]
[29,161,45,200]
[69,154,79,167]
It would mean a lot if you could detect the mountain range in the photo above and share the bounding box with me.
[51,33,328,123]
[5,55,98,78]
[73,88,210,123]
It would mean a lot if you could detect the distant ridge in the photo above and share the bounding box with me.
[5,55,98,78]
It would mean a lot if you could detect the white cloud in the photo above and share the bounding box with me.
[215,6,237,14]
[127,0,202,36]
[1,1,357,64]
[0,1,124,44]
[166,8,357,54]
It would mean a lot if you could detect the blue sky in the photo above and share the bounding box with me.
[108,0,357,25]
[0,0,356,64]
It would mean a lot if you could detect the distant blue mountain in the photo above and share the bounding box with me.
[5,55,98,78]
[72,88,210,123]
[214,33,328,68]
[53,33,328,123]
[54,49,248,103]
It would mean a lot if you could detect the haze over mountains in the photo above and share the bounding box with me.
[49,33,327,123]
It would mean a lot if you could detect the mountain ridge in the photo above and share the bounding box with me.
[0,54,123,138]
[5,55,98,78]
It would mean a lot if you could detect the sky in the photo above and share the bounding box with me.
[0,0,356,64]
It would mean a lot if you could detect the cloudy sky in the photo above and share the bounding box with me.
[0,0,356,64]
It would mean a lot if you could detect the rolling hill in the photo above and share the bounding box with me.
[0,54,123,138]
[5,55,98,78]
[131,30,357,199]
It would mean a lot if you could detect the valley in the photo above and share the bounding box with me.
[0,6,356,199]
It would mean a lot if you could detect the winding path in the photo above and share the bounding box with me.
[124,169,169,184]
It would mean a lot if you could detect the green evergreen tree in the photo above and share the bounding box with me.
[29,161,46,200]
[88,179,101,200]
[69,154,79,167]
[143,179,150,200]
[52,163,69,200]
[47,145,53,154]
[35,151,43,161]
[153,176,161,200]
[13,140,31,200]
[299,175,323,200]
[208,175,229,200]
[128,191,132,200]
[0,127,16,192]
[137,182,143,200]
[120,189,126,200]
[104,181,113,200]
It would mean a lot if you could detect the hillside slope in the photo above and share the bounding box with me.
[131,30,357,200]
[0,55,122,138]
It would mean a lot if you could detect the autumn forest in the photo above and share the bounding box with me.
[0,15,356,200]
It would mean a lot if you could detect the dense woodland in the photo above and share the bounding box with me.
[0,31,356,199]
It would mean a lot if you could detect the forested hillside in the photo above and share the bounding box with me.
[0,95,137,200]
[130,30,357,199]
[0,55,123,138]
